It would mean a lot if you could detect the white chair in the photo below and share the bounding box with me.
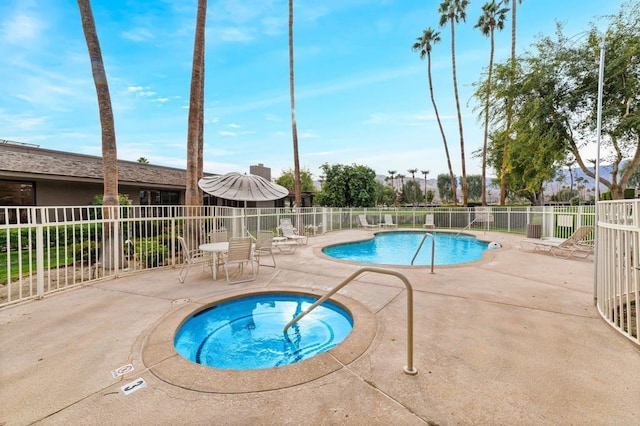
[381,214,397,228]
[255,230,276,270]
[358,214,379,229]
[223,237,256,284]
[177,236,210,283]
[520,226,594,259]
[279,220,308,244]
[423,214,435,229]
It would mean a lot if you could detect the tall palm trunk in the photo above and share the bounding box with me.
[481,26,496,206]
[186,0,206,207]
[500,0,518,205]
[289,0,302,207]
[449,18,467,206]
[77,0,121,269]
[185,0,206,248]
[427,50,458,205]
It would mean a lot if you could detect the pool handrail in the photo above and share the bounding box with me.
[283,267,418,375]
[410,232,435,273]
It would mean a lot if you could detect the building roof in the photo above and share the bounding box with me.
[0,143,203,189]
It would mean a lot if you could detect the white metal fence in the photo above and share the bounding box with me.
[1,204,596,308]
[595,200,640,345]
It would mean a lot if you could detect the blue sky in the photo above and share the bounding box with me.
[0,0,624,180]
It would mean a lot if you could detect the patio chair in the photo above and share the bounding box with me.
[358,214,379,229]
[381,214,397,228]
[177,236,210,283]
[255,230,276,271]
[520,226,594,259]
[222,237,256,284]
[279,220,308,245]
[423,214,435,229]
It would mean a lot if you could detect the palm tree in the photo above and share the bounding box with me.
[137,157,149,164]
[289,0,302,207]
[475,1,509,206]
[439,0,470,206]
[407,168,418,206]
[499,0,524,205]
[412,28,458,205]
[387,170,397,206]
[397,174,406,204]
[421,169,430,205]
[186,0,207,206]
[77,0,119,268]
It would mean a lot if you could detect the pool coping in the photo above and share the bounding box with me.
[142,286,377,393]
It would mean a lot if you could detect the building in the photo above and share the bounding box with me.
[0,140,283,209]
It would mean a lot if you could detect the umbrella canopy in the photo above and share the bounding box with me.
[198,172,289,202]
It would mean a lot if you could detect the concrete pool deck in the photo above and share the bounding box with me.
[1,229,639,425]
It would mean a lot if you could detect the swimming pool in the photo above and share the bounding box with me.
[174,293,353,370]
[322,231,488,265]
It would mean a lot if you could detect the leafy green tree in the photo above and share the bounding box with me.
[439,0,470,205]
[315,164,377,207]
[378,182,395,206]
[403,180,424,206]
[316,163,379,207]
[437,173,457,204]
[276,168,316,193]
[481,3,640,200]
[622,161,640,189]
[499,0,525,205]
[475,0,509,205]
[466,174,484,202]
[425,189,435,205]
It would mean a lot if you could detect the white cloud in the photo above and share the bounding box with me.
[215,27,254,42]
[121,28,155,42]
[1,13,42,44]
[219,130,237,136]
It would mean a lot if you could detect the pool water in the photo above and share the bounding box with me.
[174,293,353,370]
[322,231,488,265]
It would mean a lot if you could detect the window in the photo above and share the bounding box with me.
[0,180,34,224]
[0,180,34,206]
[140,189,180,205]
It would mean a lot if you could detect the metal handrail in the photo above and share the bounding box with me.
[410,232,435,273]
[283,267,418,375]
[455,218,478,236]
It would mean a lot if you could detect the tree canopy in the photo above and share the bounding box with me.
[275,168,316,193]
[315,163,378,207]
[474,1,640,201]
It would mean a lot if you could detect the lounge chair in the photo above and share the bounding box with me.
[279,220,308,245]
[520,226,594,259]
[381,214,397,228]
[358,214,379,229]
[423,214,435,229]
[222,237,256,284]
[177,236,210,283]
[474,207,494,228]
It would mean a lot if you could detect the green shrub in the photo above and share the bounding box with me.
[624,188,635,199]
[140,245,167,268]
[72,241,99,263]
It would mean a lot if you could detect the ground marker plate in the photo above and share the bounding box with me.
[111,363,134,378]
[121,377,147,395]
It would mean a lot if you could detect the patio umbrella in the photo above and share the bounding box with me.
[198,172,289,237]
[198,172,289,203]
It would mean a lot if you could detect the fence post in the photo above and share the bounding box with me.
[35,223,44,299]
